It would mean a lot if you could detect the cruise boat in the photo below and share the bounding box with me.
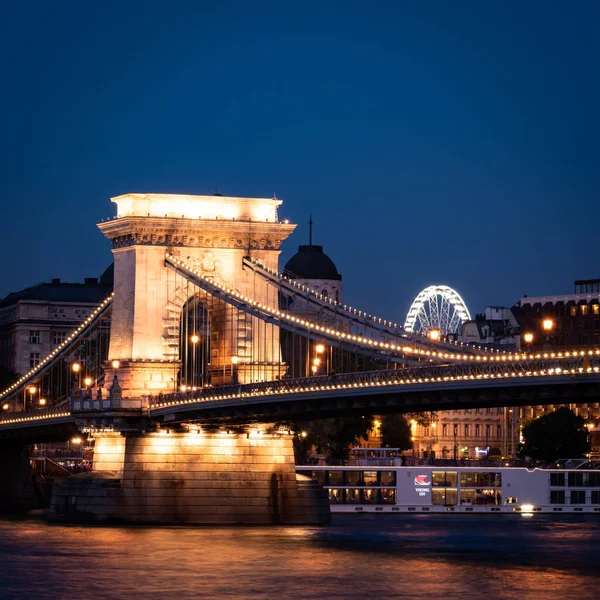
[296,457,600,514]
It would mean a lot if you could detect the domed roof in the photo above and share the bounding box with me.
[283,245,342,281]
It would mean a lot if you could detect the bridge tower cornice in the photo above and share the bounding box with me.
[97,216,295,251]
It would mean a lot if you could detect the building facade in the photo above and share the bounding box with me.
[520,281,600,352]
[0,269,113,377]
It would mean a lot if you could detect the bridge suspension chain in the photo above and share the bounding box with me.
[0,294,114,410]
[242,257,487,357]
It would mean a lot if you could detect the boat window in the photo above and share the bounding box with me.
[571,490,586,504]
[363,489,377,504]
[346,471,361,486]
[460,472,501,487]
[433,471,457,487]
[309,470,326,485]
[363,471,378,486]
[381,489,396,504]
[328,471,344,486]
[568,472,585,487]
[460,489,502,505]
[550,490,565,504]
[432,488,458,505]
[588,472,600,487]
[380,471,396,486]
[591,491,600,504]
[345,489,360,504]
[550,473,565,487]
[329,489,342,504]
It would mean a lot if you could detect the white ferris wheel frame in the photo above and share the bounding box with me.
[404,285,471,335]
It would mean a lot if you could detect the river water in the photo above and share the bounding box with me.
[1,514,599,600]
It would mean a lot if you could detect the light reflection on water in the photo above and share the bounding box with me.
[0,514,599,600]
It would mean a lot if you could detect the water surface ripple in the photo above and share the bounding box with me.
[1,514,598,599]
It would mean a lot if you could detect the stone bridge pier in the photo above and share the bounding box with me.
[51,426,330,525]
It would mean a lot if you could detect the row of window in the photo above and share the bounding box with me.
[530,304,600,317]
[329,488,396,505]
[575,283,600,295]
[432,471,502,488]
[433,424,503,438]
[308,470,396,487]
[327,488,600,506]
[550,490,600,504]
[452,408,504,414]
[550,472,600,487]
[432,488,502,506]
[28,331,68,345]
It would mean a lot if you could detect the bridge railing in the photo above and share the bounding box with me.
[148,354,600,409]
[0,406,72,426]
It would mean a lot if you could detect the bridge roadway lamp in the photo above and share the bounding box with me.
[72,362,81,387]
[25,385,37,410]
[39,398,47,407]
[542,319,554,331]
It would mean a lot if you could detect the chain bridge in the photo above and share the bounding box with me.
[1,193,598,525]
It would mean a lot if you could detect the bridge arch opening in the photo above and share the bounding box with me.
[179,296,211,389]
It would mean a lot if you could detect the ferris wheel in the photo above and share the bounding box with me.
[404,285,471,336]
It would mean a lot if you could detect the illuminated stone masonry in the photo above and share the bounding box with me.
[50,428,330,525]
[97,193,296,403]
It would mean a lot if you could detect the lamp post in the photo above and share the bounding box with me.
[25,385,37,411]
[231,355,239,385]
[313,343,325,376]
[72,362,81,388]
[523,332,534,354]
[190,335,199,387]
[453,425,458,462]
[542,319,554,350]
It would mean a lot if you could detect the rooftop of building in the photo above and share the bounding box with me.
[0,264,113,308]
[283,244,342,281]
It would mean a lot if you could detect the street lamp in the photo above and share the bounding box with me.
[542,319,554,350]
[39,398,47,407]
[25,385,37,410]
[72,362,81,388]
[428,329,441,342]
[84,377,93,388]
[2,403,9,411]
[111,360,120,369]
[523,332,534,354]
[190,335,200,386]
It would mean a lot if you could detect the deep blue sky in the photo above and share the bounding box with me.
[1,1,598,322]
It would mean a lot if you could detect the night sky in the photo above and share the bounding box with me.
[1,1,598,322]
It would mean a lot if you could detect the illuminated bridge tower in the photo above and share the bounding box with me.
[97,193,296,404]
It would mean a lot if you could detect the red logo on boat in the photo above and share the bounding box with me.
[414,475,430,486]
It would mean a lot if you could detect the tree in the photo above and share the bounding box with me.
[519,407,590,462]
[291,416,374,463]
[379,413,412,450]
